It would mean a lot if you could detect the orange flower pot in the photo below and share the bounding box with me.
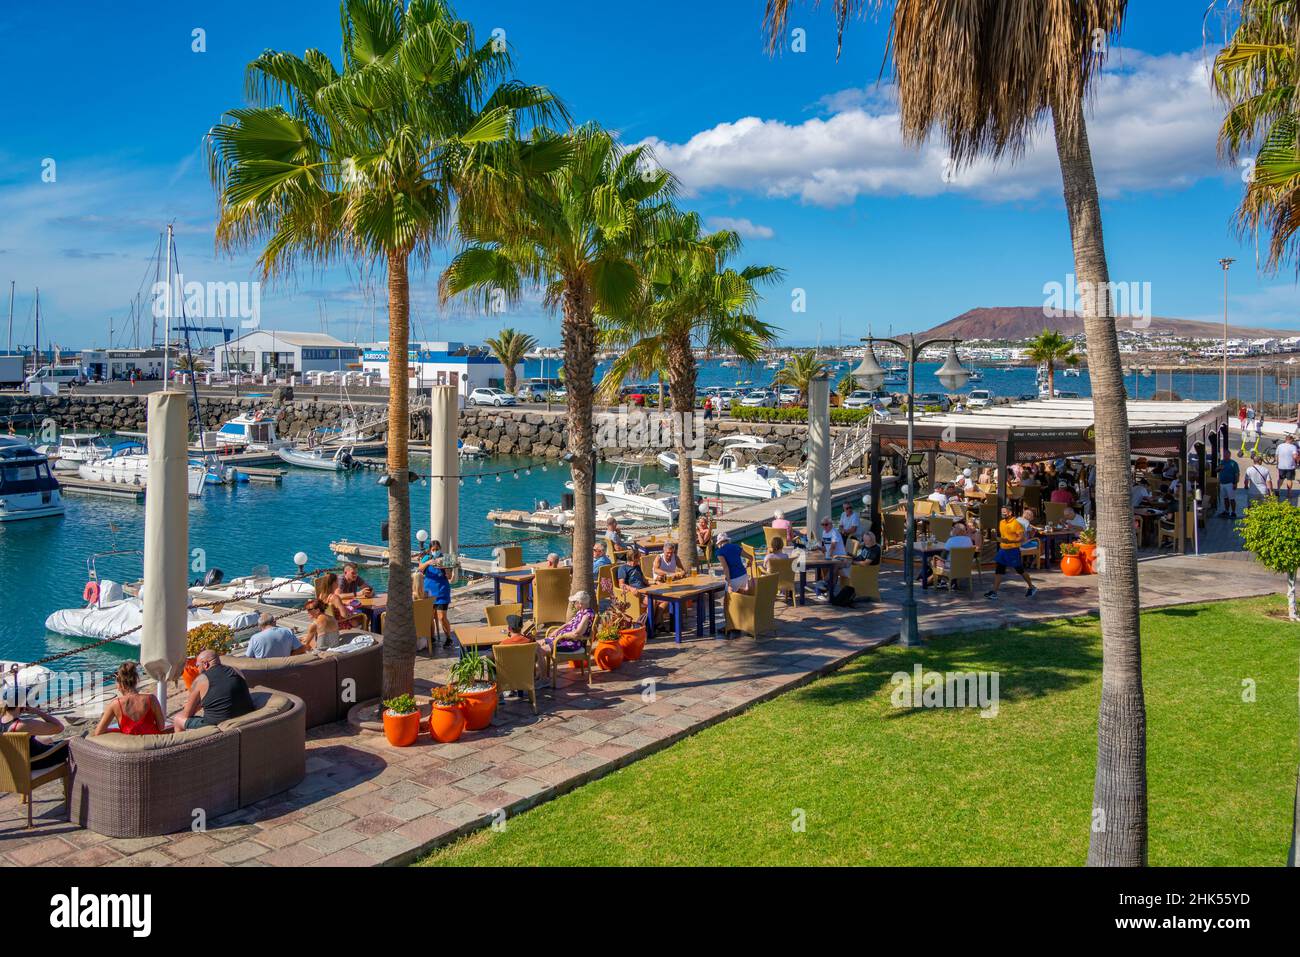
[1060,554,1085,577]
[617,626,647,661]
[382,709,421,747]
[457,684,498,731]
[182,658,200,689]
[428,703,466,743]
[593,639,624,672]
[1076,543,1097,573]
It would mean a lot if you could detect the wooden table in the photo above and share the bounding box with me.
[640,573,725,644]
[1034,526,1081,564]
[357,593,387,632]
[454,623,516,652]
[1133,508,1164,548]
[484,563,553,605]
[635,535,672,555]
[914,542,949,589]
[796,551,849,603]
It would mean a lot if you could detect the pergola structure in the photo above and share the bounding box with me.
[869,399,1230,554]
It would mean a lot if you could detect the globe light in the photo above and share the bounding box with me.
[416,530,429,544]
[293,551,309,572]
[935,343,971,391]
[851,342,888,391]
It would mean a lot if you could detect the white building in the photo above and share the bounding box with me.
[361,341,520,396]
[80,348,168,381]
[212,331,364,377]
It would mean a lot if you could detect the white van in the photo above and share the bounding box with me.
[967,389,994,409]
[25,365,87,387]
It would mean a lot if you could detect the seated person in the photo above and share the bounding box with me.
[771,509,793,538]
[317,572,366,629]
[855,531,881,566]
[604,517,630,555]
[92,661,165,736]
[653,541,685,580]
[173,650,255,732]
[1131,479,1152,508]
[956,468,976,493]
[818,516,848,558]
[928,521,978,587]
[0,700,67,769]
[245,612,303,658]
[540,592,596,656]
[545,552,563,569]
[763,536,789,573]
[715,531,752,595]
[838,502,861,539]
[927,486,950,509]
[696,514,714,553]
[500,614,533,645]
[302,598,341,651]
[615,549,648,591]
[977,467,994,486]
[337,563,374,599]
[1049,483,1076,505]
[592,542,612,572]
[1062,506,1087,530]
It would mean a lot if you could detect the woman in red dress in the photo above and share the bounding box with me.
[92,662,165,736]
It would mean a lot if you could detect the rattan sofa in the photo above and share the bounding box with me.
[228,632,382,728]
[69,688,305,838]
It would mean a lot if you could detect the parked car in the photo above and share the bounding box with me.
[739,390,777,408]
[468,387,517,407]
[515,383,548,402]
[842,390,877,410]
[912,392,952,412]
[1018,393,1040,402]
[966,389,994,409]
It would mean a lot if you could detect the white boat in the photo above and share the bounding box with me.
[458,439,486,459]
[40,433,112,471]
[78,441,207,497]
[202,411,291,452]
[0,437,66,522]
[487,499,644,534]
[277,445,356,471]
[570,462,679,522]
[1,661,56,707]
[669,435,799,500]
[1062,366,1081,377]
[44,579,260,644]
[188,567,315,605]
[719,359,738,368]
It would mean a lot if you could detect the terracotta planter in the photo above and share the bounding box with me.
[1076,543,1097,573]
[382,709,421,747]
[617,626,647,661]
[429,703,466,743]
[593,639,624,672]
[1060,554,1085,577]
[458,684,498,731]
[182,658,200,689]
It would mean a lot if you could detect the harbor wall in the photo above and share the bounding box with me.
[0,394,825,467]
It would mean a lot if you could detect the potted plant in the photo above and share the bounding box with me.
[428,686,466,742]
[183,623,236,688]
[1059,542,1085,577]
[591,612,625,672]
[606,591,646,662]
[382,694,421,747]
[449,650,498,731]
[1076,526,1097,573]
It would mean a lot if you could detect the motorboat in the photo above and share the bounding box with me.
[78,441,207,497]
[0,436,65,522]
[458,439,486,459]
[1,661,57,707]
[40,433,112,471]
[187,566,315,606]
[201,411,292,452]
[277,444,356,472]
[689,435,799,500]
[44,578,260,644]
[1061,366,1081,377]
[487,499,644,535]
[569,462,679,522]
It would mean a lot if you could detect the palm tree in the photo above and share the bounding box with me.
[484,328,537,393]
[773,350,829,405]
[763,0,1145,865]
[835,371,858,400]
[176,354,207,374]
[1213,0,1300,272]
[1026,328,1079,399]
[441,125,673,599]
[208,0,563,698]
[599,210,781,567]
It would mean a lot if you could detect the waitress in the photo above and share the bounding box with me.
[418,541,454,649]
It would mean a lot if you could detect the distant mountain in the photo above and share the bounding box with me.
[918,306,1295,341]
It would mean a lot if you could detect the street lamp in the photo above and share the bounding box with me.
[856,332,969,647]
[1219,257,1235,402]
[293,551,308,576]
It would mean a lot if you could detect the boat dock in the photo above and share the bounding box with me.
[56,475,146,502]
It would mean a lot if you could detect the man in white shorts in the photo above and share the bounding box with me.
[1276,434,1298,500]
[1244,456,1273,508]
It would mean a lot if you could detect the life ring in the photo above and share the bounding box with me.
[254,410,265,422]
[83,580,100,605]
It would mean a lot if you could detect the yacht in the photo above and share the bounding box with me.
[40,433,112,471]
[78,441,207,497]
[0,437,65,522]
[570,462,679,522]
[202,411,292,452]
[660,435,799,500]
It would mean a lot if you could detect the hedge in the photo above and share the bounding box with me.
[730,406,874,425]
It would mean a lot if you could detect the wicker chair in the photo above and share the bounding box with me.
[1022,485,1043,513]
[544,614,594,687]
[725,574,778,639]
[230,634,381,729]
[762,526,786,550]
[1,734,70,829]
[883,512,907,557]
[532,567,573,629]
[596,563,616,603]
[493,642,538,713]
[486,603,523,627]
[848,563,881,602]
[942,547,978,592]
[639,554,657,580]
[764,556,798,606]
[928,516,954,541]
[1043,501,1068,525]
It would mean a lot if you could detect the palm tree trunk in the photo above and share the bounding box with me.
[504,361,518,394]
[1054,97,1147,867]
[1048,362,1056,399]
[382,251,416,699]
[668,334,698,569]
[562,278,596,600]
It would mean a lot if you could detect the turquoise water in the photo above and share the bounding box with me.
[0,455,676,677]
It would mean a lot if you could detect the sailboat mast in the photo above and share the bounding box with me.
[34,287,40,371]
[163,224,173,385]
[6,280,13,355]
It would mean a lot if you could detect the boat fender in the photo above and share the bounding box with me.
[83,580,100,605]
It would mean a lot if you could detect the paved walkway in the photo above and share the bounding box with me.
[0,532,1283,867]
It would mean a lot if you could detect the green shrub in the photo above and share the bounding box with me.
[730,407,873,426]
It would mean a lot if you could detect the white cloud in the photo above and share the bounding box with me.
[704,216,775,239]
[642,49,1226,206]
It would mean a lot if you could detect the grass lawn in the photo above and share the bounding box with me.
[419,596,1298,866]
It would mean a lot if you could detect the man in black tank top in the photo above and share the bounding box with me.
[174,650,256,732]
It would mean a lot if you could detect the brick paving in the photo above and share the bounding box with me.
[0,540,1283,867]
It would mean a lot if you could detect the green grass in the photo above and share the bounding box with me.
[418,597,1298,866]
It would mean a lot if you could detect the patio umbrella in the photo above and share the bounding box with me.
[140,391,190,701]
[807,371,833,529]
[429,384,459,562]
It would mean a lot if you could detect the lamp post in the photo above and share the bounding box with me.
[1219,257,1235,402]
[853,334,969,647]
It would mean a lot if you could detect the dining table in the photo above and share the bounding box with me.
[357,593,387,633]
[484,562,554,606]
[634,534,672,555]
[639,573,726,644]
[454,623,518,653]
[795,550,849,603]
[1034,525,1082,563]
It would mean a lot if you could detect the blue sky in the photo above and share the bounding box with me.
[0,0,1294,350]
